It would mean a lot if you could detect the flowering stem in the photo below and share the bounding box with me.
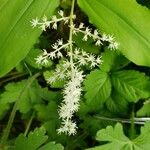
[69,0,76,79]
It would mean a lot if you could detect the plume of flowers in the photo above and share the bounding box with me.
[32,7,119,135]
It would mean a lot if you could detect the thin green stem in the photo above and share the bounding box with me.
[69,0,75,79]
[94,115,145,125]
[24,112,35,136]
[130,104,136,140]
[0,73,40,146]
[0,73,27,86]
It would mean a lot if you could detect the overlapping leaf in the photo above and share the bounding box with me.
[84,70,111,108]
[11,127,64,150]
[87,121,150,150]
[78,0,150,66]
[111,70,150,102]
[0,0,59,77]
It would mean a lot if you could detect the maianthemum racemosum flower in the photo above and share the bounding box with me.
[32,9,119,135]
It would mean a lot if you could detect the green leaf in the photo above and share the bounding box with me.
[78,0,150,66]
[73,32,100,54]
[137,100,150,117]
[84,70,111,108]
[34,101,60,139]
[11,127,64,150]
[105,89,128,114]
[38,141,64,150]
[0,0,59,77]
[87,121,150,150]
[12,127,47,150]
[0,79,56,115]
[100,49,129,72]
[25,49,53,69]
[111,70,150,102]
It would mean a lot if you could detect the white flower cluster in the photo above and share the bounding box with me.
[32,9,119,135]
[57,69,84,135]
[46,60,70,84]
[31,10,76,31]
[73,23,119,50]
[71,48,102,68]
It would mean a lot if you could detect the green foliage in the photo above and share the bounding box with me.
[137,100,150,117]
[78,0,150,66]
[111,70,150,102]
[10,127,63,150]
[44,71,65,88]
[84,70,111,108]
[84,50,150,111]
[87,121,150,150]
[25,49,52,69]
[0,79,60,118]
[0,0,150,149]
[0,0,59,77]
[0,80,41,115]
[100,50,129,72]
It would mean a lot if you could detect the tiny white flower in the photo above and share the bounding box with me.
[58,10,64,17]
[31,18,39,28]
[52,15,57,22]
[49,52,56,59]
[79,23,84,29]
[35,55,43,64]
[85,27,91,36]
[82,35,88,41]
[107,35,114,42]
[52,22,57,29]
[57,39,63,45]
[40,24,46,31]
[52,43,58,50]
[95,40,102,46]
[94,29,99,36]
[57,51,63,58]
[108,42,119,50]
[42,15,47,22]
[101,33,108,41]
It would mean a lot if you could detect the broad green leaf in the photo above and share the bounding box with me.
[84,70,111,108]
[100,50,129,72]
[111,70,150,102]
[0,0,59,77]
[78,0,150,66]
[73,32,100,54]
[87,121,150,150]
[105,89,128,114]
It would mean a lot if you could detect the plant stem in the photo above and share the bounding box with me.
[69,0,75,79]
[0,73,27,86]
[0,73,40,146]
[24,112,35,136]
[94,115,145,125]
[130,104,136,139]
